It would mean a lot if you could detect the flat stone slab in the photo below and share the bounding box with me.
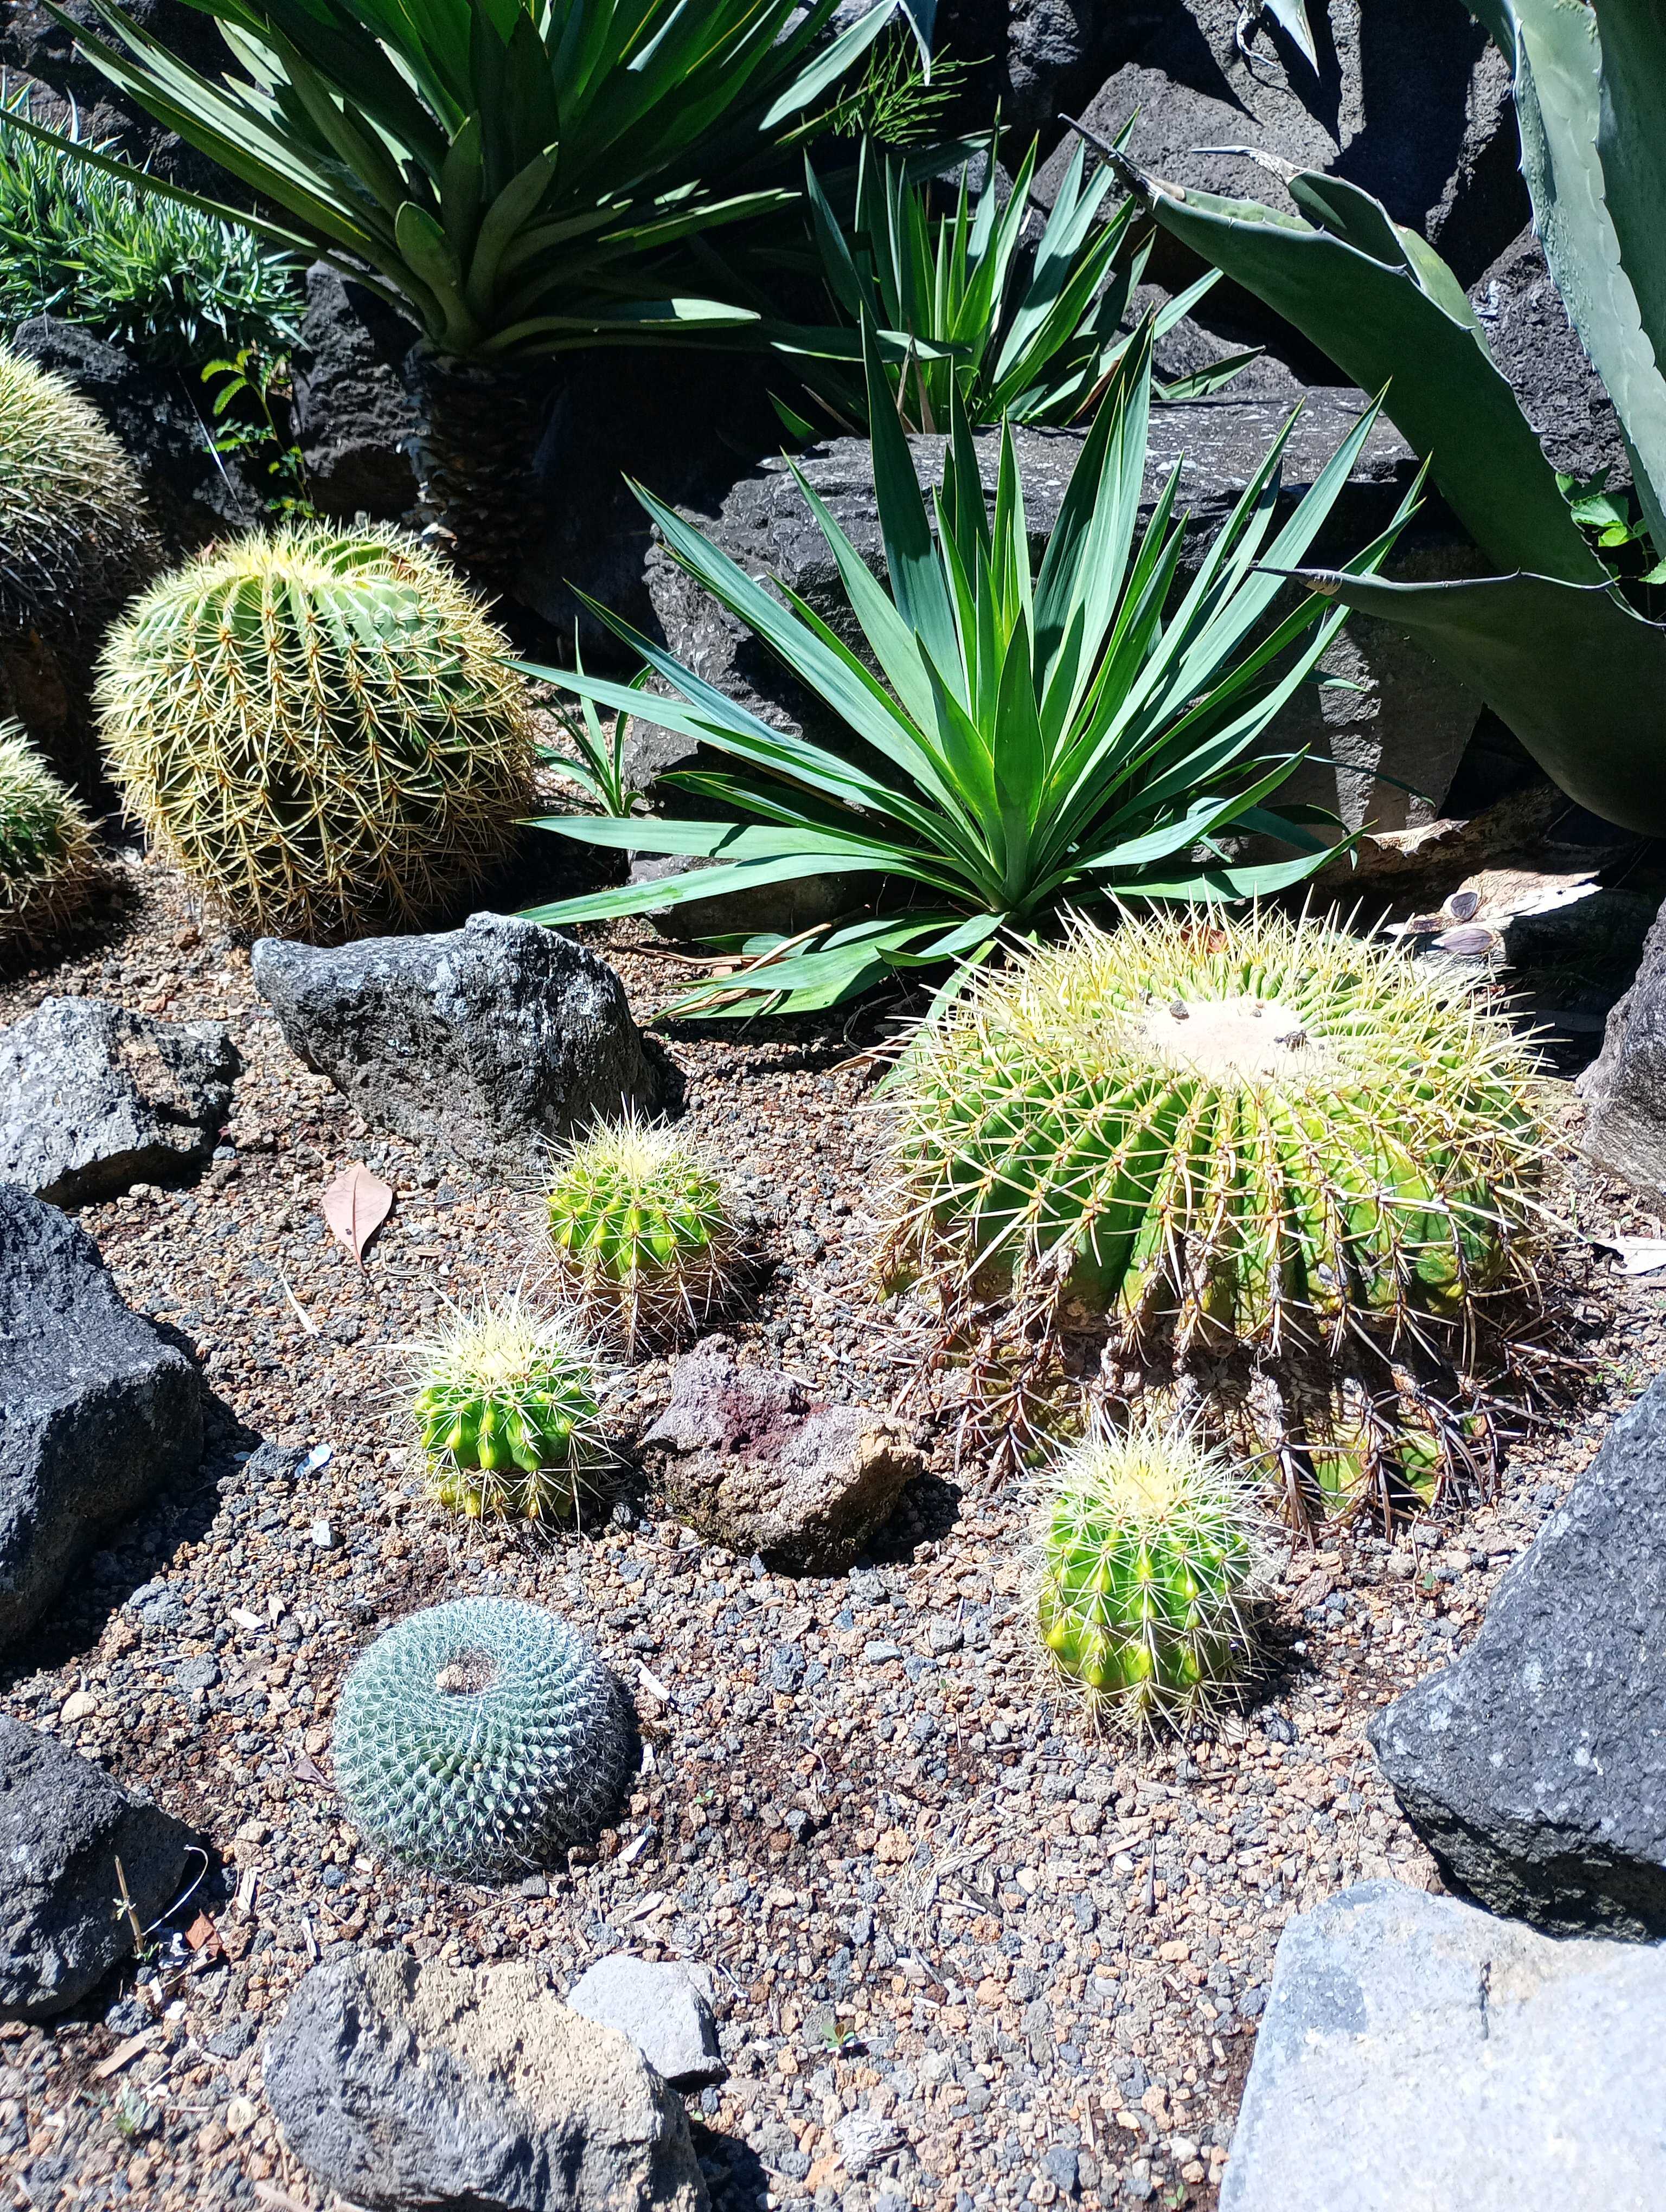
[566,1953,725,2091]
[1370,1373,1666,1936]
[0,996,236,1205]
[1222,1880,1666,2212]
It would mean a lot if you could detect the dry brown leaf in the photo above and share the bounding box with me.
[184,1911,223,1958]
[321,1162,393,1266]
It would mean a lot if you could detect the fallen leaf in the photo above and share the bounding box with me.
[1601,1236,1666,1277]
[291,1751,328,1788]
[184,1912,223,1958]
[93,2031,154,2080]
[321,1162,393,1266]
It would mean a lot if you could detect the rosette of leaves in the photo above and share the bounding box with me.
[545,1119,745,1355]
[883,906,1553,1517]
[97,521,534,941]
[331,1598,631,1880]
[1034,1418,1268,1734]
[409,1297,611,1526]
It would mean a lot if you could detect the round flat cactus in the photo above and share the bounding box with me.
[545,1118,744,1355]
[409,1297,610,1524]
[1035,1422,1266,1734]
[331,1599,631,1880]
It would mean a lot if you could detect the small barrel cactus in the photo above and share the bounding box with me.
[0,344,154,638]
[885,906,1549,1354]
[0,722,100,947]
[545,1118,745,1354]
[1035,1421,1267,1733]
[95,521,535,941]
[409,1297,610,1524]
[331,1598,631,1880]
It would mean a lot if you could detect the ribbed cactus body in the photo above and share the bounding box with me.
[887,909,1547,1355]
[0,723,99,946]
[96,522,534,941]
[331,1599,630,1879]
[0,346,153,636]
[409,1300,609,1523]
[546,1120,743,1354]
[1035,1425,1264,1732]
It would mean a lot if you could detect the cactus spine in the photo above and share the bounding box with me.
[331,1598,631,1880]
[0,722,100,947]
[545,1117,744,1354]
[96,522,535,941]
[409,1297,610,1524]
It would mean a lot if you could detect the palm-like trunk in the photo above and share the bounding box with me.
[405,348,550,608]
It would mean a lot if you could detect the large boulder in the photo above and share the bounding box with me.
[0,998,238,1206]
[1471,228,1629,486]
[1576,895,1666,1206]
[263,1947,708,2212]
[252,912,672,1178]
[0,3,228,191]
[566,1953,725,2093]
[1369,1374,1666,1938]
[289,265,422,522]
[0,1183,202,1649]
[640,1337,923,1574]
[1221,1880,1666,2212]
[0,1715,195,2021]
[639,400,1480,837]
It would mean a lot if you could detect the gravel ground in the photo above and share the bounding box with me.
[1,856,1659,2212]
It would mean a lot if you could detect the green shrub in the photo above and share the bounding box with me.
[0,87,299,366]
[1035,1420,1266,1734]
[545,1119,744,1355]
[331,1598,630,1880]
[97,521,535,941]
[0,721,100,947]
[410,1298,610,1526]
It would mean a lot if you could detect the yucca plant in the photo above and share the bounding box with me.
[773,131,1253,436]
[408,1296,610,1524]
[1034,1417,1268,1734]
[98,520,534,940]
[0,722,102,948]
[5,0,927,581]
[885,907,1554,1519]
[523,325,1414,1015]
[544,1117,745,1354]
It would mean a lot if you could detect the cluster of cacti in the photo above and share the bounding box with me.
[0,345,155,639]
[545,1118,745,1354]
[408,1297,610,1525]
[0,723,100,947]
[331,1598,631,1880]
[1034,1420,1267,1734]
[885,908,1553,1517]
[95,521,535,942]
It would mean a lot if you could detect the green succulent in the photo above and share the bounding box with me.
[0,722,101,948]
[884,906,1552,1516]
[0,342,155,638]
[331,1598,631,1881]
[546,1120,744,1355]
[410,1298,610,1525]
[95,520,535,941]
[1035,1420,1266,1734]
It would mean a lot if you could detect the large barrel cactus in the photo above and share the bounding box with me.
[545,1118,745,1355]
[96,522,535,941]
[0,722,100,948]
[885,908,1553,1516]
[1035,1420,1266,1734]
[0,345,152,636]
[409,1297,610,1525]
[331,1599,631,1880]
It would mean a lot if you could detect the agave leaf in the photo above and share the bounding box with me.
[1285,567,1666,835]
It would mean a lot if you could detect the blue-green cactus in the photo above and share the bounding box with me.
[330,1599,630,1879]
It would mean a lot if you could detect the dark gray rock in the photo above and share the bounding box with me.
[0,1183,202,1649]
[290,265,422,521]
[252,911,670,1177]
[0,1715,194,2021]
[263,1947,708,2212]
[1221,1880,1666,2212]
[640,1336,923,1574]
[1369,1375,1666,1936]
[831,0,1155,139]
[1578,896,1666,1204]
[0,3,228,191]
[1470,227,1627,486]
[0,998,238,1205]
[11,316,262,554]
[642,397,1480,835]
[566,1953,725,2092]
[623,852,868,945]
